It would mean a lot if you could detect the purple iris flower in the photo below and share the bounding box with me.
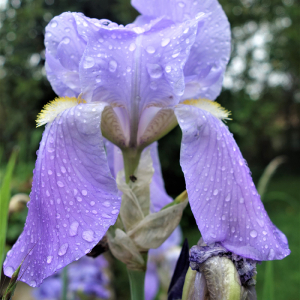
[4,0,290,287]
[33,255,110,300]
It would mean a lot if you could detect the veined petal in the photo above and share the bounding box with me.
[182,0,231,100]
[3,103,121,286]
[74,14,199,115]
[45,12,88,97]
[132,0,231,101]
[104,140,173,210]
[175,104,290,261]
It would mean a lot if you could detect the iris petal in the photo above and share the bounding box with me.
[3,104,120,286]
[73,14,199,113]
[175,104,290,261]
[45,12,88,97]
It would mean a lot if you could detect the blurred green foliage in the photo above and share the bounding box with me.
[0,0,299,299]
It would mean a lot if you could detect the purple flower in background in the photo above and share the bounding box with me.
[33,255,110,300]
[4,0,290,287]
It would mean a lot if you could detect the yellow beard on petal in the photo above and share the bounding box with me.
[36,96,86,127]
[182,98,231,121]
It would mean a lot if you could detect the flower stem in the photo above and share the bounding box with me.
[61,266,68,300]
[127,268,146,300]
[122,148,142,183]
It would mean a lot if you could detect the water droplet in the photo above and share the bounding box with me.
[263,231,268,235]
[178,1,185,8]
[57,198,61,204]
[147,64,163,78]
[256,218,264,227]
[111,209,119,215]
[268,248,275,260]
[81,190,87,196]
[30,280,37,287]
[102,201,110,207]
[210,233,216,238]
[48,170,52,175]
[213,189,218,196]
[57,181,64,187]
[60,166,66,173]
[222,215,226,220]
[102,213,112,219]
[225,194,231,201]
[146,46,155,54]
[109,60,117,72]
[161,38,170,47]
[129,43,136,51]
[231,227,235,233]
[239,197,244,204]
[250,230,257,238]
[83,57,95,69]
[47,256,53,264]
[126,66,131,72]
[65,27,70,32]
[239,159,244,166]
[4,266,14,277]
[82,230,94,242]
[58,243,68,256]
[69,221,79,236]
[77,197,82,202]
[165,65,171,73]
[51,21,57,28]
[62,37,70,44]
[90,201,95,206]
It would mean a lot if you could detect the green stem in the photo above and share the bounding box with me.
[122,148,142,183]
[127,268,146,300]
[61,266,68,300]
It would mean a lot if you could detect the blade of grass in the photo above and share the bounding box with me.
[0,151,18,282]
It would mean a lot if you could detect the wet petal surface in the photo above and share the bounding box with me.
[4,103,120,286]
[175,104,290,261]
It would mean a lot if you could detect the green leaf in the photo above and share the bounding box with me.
[0,151,17,282]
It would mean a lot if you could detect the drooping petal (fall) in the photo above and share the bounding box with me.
[132,0,231,101]
[4,103,120,286]
[175,104,290,261]
[45,12,88,98]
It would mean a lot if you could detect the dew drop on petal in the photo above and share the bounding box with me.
[47,256,53,264]
[225,194,231,202]
[81,190,87,196]
[62,37,70,44]
[239,197,244,204]
[90,201,95,206]
[213,189,218,196]
[257,218,264,227]
[146,46,155,54]
[30,281,37,287]
[4,266,14,277]
[58,243,68,256]
[51,21,57,28]
[102,213,112,219]
[57,181,64,187]
[129,43,136,51]
[111,209,119,215]
[250,230,257,238]
[102,201,111,207]
[161,38,170,47]
[83,57,95,69]
[263,231,268,235]
[69,221,79,236]
[165,65,171,73]
[222,215,226,220]
[82,230,94,242]
[146,64,163,79]
[109,60,117,72]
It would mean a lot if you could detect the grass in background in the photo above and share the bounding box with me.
[0,151,17,281]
